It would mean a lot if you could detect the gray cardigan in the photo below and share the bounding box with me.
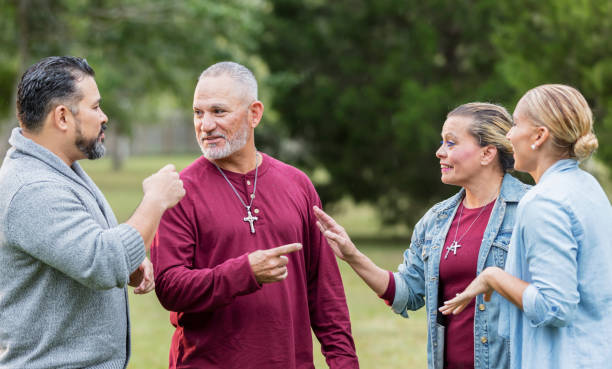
[0,128,145,369]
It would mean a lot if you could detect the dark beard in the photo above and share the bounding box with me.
[75,123,107,160]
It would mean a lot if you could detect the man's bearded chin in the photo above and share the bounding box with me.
[76,124,107,160]
[199,124,249,160]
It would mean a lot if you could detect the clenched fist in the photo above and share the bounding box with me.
[142,164,186,210]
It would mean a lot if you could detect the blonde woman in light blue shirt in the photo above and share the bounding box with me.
[440,84,612,369]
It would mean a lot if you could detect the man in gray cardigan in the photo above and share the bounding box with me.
[0,56,185,368]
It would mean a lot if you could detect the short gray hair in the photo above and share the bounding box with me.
[198,61,258,102]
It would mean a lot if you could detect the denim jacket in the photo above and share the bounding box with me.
[391,174,529,369]
[500,159,612,369]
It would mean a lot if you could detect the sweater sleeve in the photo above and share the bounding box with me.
[151,195,262,313]
[5,182,145,290]
[305,187,359,368]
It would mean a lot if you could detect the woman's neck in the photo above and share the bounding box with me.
[463,174,503,209]
[530,154,568,184]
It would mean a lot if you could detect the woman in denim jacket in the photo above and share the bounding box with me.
[315,102,530,369]
[441,85,612,368]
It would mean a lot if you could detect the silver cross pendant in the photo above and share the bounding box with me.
[243,206,259,234]
[444,241,461,259]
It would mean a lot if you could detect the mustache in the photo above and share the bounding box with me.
[203,132,227,140]
[99,124,107,136]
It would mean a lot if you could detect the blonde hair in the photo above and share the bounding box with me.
[517,84,598,161]
[448,102,515,172]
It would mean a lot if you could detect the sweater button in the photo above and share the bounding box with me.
[247,180,251,185]
[478,304,486,311]
[254,208,260,214]
[480,336,488,344]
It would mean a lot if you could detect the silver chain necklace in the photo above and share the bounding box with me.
[444,196,495,259]
[213,153,260,234]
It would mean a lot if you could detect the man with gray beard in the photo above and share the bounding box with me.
[151,61,359,369]
[0,56,185,368]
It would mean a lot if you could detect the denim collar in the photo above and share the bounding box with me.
[433,173,528,214]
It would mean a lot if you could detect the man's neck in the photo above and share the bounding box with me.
[21,127,76,167]
[211,146,261,174]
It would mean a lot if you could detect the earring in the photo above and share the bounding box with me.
[531,144,536,150]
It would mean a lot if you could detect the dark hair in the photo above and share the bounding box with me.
[17,56,95,131]
[447,102,515,172]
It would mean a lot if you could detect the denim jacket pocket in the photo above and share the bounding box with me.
[421,237,434,260]
[490,237,510,268]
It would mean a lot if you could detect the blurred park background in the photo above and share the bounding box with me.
[1,0,611,367]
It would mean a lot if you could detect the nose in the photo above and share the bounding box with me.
[436,143,446,159]
[99,108,108,124]
[506,126,514,140]
[196,112,216,133]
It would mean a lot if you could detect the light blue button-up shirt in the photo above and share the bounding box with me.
[500,159,612,369]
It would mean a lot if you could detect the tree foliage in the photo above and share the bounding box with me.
[260,0,516,224]
[260,0,611,225]
[1,0,610,224]
[492,0,612,163]
[0,0,266,164]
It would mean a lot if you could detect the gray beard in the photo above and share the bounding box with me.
[75,121,106,160]
[199,122,249,160]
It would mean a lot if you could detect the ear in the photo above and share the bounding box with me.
[481,145,498,166]
[248,101,264,128]
[51,105,73,132]
[532,126,550,149]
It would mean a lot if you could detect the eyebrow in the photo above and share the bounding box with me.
[193,103,230,111]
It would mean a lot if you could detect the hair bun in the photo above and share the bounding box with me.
[573,132,598,161]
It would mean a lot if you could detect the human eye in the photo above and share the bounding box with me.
[193,109,202,117]
[214,108,225,115]
[440,140,455,148]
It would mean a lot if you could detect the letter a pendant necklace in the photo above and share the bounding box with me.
[213,153,259,234]
[444,199,489,259]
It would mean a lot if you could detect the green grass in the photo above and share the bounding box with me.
[81,155,427,369]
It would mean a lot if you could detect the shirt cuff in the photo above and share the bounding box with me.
[237,253,263,293]
[523,283,551,327]
[390,272,410,318]
[379,270,396,306]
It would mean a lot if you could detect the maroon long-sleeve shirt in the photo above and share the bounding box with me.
[151,154,358,369]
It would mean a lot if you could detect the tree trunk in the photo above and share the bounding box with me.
[110,133,130,171]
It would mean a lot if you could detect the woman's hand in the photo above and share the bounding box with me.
[439,268,495,315]
[313,205,390,296]
[313,206,359,262]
